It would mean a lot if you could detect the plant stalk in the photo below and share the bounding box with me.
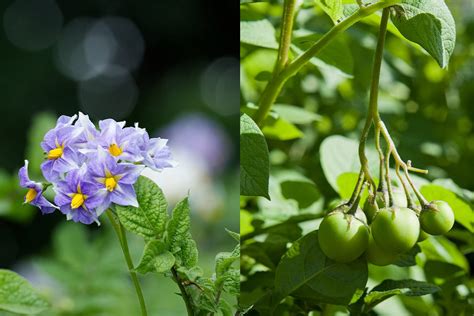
[106,210,148,316]
[357,7,391,194]
[274,0,297,75]
[254,0,402,126]
[171,266,194,316]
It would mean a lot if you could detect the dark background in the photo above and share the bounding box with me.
[0,0,238,268]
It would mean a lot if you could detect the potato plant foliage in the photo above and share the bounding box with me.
[240,0,473,315]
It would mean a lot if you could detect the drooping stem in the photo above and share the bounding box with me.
[384,148,394,206]
[253,0,402,126]
[376,121,428,174]
[395,164,415,208]
[376,120,429,206]
[106,210,148,316]
[171,266,194,316]
[403,165,429,206]
[348,168,365,205]
[357,7,391,194]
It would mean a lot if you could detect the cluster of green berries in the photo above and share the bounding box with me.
[318,190,455,265]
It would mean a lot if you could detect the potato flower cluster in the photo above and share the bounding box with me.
[19,113,175,224]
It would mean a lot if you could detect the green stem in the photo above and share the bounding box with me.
[240,213,324,241]
[395,164,414,208]
[171,267,194,316]
[375,126,389,205]
[348,168,365,205]
[385,148,394,206]
[106,210,148,316]
[274,0,297,75]
[254,0,402,126]
[357,7,390,194]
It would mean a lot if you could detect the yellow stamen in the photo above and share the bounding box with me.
[109,144,123,157]
[25,188,37,203]
[105,177,117,192]
[47,147,63,160]
[71,193,86,209]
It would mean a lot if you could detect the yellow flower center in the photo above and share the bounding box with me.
[47,147,63,160]
[71,193,86,209]
[25,188,37,203]
[105,177,117,192]
[109,144,123,157]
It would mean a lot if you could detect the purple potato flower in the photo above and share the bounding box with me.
[18,160,56,214]
[53,166,104,224]
[133,123,176,171]
[75,112,100,144]
[143,137,176,171]
[40,117,85,182]
[94,119,143,162]
[86,147,144,214]
[20,112,176,224]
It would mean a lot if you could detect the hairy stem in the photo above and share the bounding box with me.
[275,0,297,75]
[357,7,391,194]
[171,266,194,316]
[106,210,148,316]
[254,0,402,126]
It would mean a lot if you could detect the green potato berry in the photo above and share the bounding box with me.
[329,203,367,224]
[318,212,369,263]
[366,233,399,266]
[375,189,407,208]
[420,200,455,235]
[363,197,379,224]
[371,207,420,254]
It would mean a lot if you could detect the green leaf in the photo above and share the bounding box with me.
[420,184,474,233]
[320,135,378,193]
[262,117,304,140]
[336,172,363,201]
[391,0,456,68]
[240,209,254,236]
[221,268,240,296]
[225,228,240,242]
[176,266,203,282]
[419,235,469,271]
[216,247,240,280]
[240,19,278,49]
[135,240,175,274]
[364,279,440,311]
[0,270,49,314]
[240,114,270,198]
[292,33,354,78]
[274,231,368,306]
[315,0,343,24]
[167,197,198,268]
[394,244,421,267]
[272,104,321,124]
[116,176,168,239]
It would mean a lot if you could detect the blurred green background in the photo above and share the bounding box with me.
[0,0,238,315]
[240,0,474,314]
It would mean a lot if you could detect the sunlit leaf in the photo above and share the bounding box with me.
[391,0,456,68]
